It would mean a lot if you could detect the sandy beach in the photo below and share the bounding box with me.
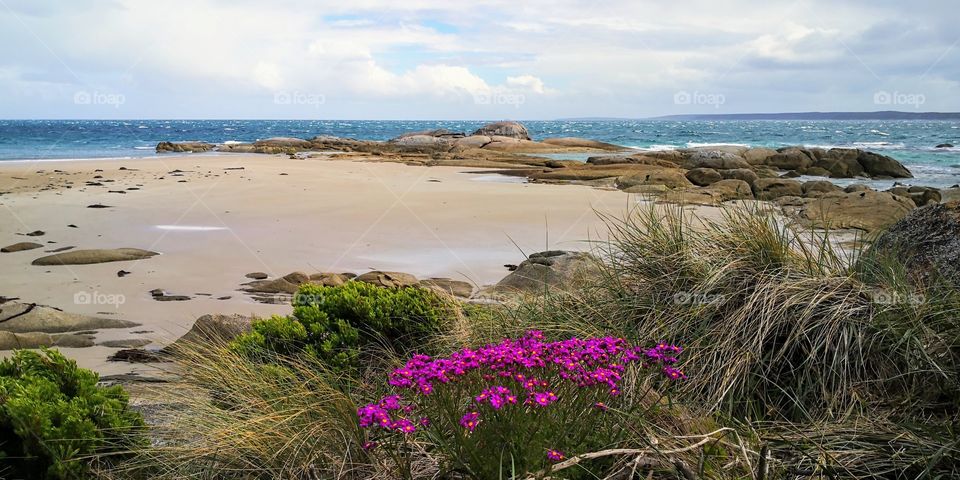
[0,153,659,374]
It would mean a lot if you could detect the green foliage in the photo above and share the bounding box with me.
[0,349,145,480]
[232,281,448,368]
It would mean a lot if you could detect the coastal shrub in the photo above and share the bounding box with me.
[356,331,690,478]
[0,349,145,480]
[231,281,449,369]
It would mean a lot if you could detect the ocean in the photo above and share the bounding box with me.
[1,119,959,188]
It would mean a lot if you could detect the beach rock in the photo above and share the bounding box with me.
[452,135,493,148]
[792,191,915,232]
[0,331,95,350]
[720,168,759,185]
[529,164,664,182]
[243,278,300,294]
[766,148,815,171]
[156,141,215,153]
[844,184,872,193]
[392,129,464,141]
[621,184,670,195]
[682,150,750,170]
[540,137,623,150]
[0,302,139,334]
[421,278,474,298]
[872,202,960,286]
[586,153,680,167]
[107,348,166,363]
[906,186,941,207]
[856,151,912,178]
[804,166,833,177]
[743,147,778,165]
[24,230,45,237]
[254,137,313,149]
[31,248,159,266]
[618,169,692,190]
[167,314,254,350]
[752,178,803,200]
[472,121,530,140]
[356,271,419,288]
[1,242,43,253]
[815,149,864,178]
[936,143,954,149]
[802,180,842,197]
[389,135,451,147]
[245,272,269,280]
[480,251,600,297]
[308,272,350,287]
[686,168,722,186]
[705,179,754,201]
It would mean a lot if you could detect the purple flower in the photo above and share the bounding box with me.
[547,449,565,462]
[460,411,481,431]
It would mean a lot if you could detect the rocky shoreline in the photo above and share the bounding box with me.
[158,120,947,233]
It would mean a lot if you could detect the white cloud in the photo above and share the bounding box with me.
[0,0,957,118]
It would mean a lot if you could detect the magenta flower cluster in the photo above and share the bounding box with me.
[357,331,684,437]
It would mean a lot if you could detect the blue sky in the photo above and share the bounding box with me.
[0,0,957,119]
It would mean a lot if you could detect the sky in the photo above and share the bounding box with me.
[0,0,957,119]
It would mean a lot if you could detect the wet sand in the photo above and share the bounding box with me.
[0,153,664,374]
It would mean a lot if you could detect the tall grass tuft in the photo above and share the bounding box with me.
[595,203,959,422]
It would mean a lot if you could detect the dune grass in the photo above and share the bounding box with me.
[107,203,959,479]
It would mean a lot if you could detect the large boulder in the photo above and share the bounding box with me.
[791,191,915,232]
[815,149,864,178]
[872,202,960,286]
[682,150,751,170]
[472,121,531,140]
[765,148,815,171]
[479,251,600,298]
[31,248,159,266]
[752,178,803,200]
[743,147,778,165]
[720,168,759,185]
[802,180,842,197]
[856,151,912,178]
[686,168,722,186]
[167,313,253,349]
[618,169,692,190]
[0,302,139,334]
[706,179,754,201]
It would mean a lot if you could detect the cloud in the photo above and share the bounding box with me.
[0,0,957,118]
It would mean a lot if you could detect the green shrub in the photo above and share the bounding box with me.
[232,281,449,368]
[0,349,145,480]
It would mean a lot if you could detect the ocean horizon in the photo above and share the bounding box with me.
[2,118,958,188]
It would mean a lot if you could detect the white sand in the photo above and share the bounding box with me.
[0,153,654,373]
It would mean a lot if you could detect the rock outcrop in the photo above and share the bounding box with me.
[787,191,915,232]
[479,251,601,298]
[471,121,531,140]
[156,141,214,153]
[1,242,43,253]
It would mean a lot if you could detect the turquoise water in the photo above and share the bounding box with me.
[1,119,958,187]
